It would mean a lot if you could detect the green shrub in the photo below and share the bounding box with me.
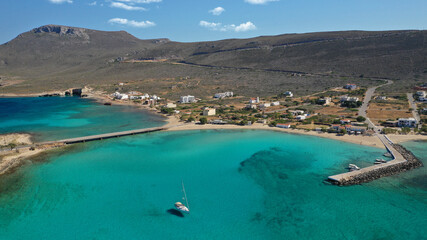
[199,117,208,124]
[356,116,366,122]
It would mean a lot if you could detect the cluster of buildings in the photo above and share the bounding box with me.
[246,97,281,109]
[288,110,309,120]
[214,92,233,99]
[330,124,367,134]
[112,91,161,106]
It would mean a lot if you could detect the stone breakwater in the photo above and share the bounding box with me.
[328,144,423,186]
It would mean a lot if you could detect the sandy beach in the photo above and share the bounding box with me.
[0,133,33,146]
[163,116,427,149]
[163,116,386,148]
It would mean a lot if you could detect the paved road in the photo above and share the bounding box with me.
[407,93,421,129]
[358,80,393,130]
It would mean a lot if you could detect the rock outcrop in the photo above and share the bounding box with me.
[32,25,90,40]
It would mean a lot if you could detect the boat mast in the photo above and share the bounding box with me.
[182,180,190,211]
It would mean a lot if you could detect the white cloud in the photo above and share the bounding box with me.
[244,0,278,4]
[209,7,225,16]
[108,18,156,28]
[234,21,257,32]
[200,21,222,30]
[115,0,162,3]
[110,2,146,11]
[199,21,256,32]
[48,0,72,4]
[89,1,97,6]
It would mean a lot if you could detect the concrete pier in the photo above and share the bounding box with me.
[36,126,167,146]
[327,134,423,185]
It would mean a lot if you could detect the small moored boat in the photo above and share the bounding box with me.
[174,202,189,213]
[348,164,360,171]
[374,158,387,164]
[175,180,190,213]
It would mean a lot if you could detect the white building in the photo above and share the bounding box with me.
[277,123,291,128]
[397,118,417,128]
[340,95,359,102]
[151,95,160,100]
[130,96,142,100]
[164,102,177,108]
[249,97,260,104]
[259,103,271,108]
[296,114,308,120]
[376,96,387,100]
[271,101,280,106]
[180,95,196,103]
[318,97,332,105]
[203,107,216,116]
[214,92,234,99]
[246,104,257,109]
[289,110,305,116]
[284,91,293,97]
[113,92,129,100]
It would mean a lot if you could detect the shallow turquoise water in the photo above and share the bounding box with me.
[0,130,425,239]
[0,97,165,141]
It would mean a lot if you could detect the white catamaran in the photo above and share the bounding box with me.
[175,180,190,213]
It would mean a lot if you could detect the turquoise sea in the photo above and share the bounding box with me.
[0,97,165,141]
[0,98,426,239]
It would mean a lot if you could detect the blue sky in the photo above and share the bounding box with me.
[0,0,426,44]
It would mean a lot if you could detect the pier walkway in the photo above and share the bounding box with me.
[328,134,406,183]
[36,126,168,146]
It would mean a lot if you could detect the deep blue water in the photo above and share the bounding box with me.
[0,97,166,141]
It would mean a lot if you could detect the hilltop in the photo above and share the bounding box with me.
[0,25,425,98]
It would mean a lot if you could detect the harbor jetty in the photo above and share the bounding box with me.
[327,134,423,186]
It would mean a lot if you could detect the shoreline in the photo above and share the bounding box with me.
[1,95,426,177]
[3,92,426,146]
[163,116,427,148]
[80,94,427,147]
[0,142,64,176]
